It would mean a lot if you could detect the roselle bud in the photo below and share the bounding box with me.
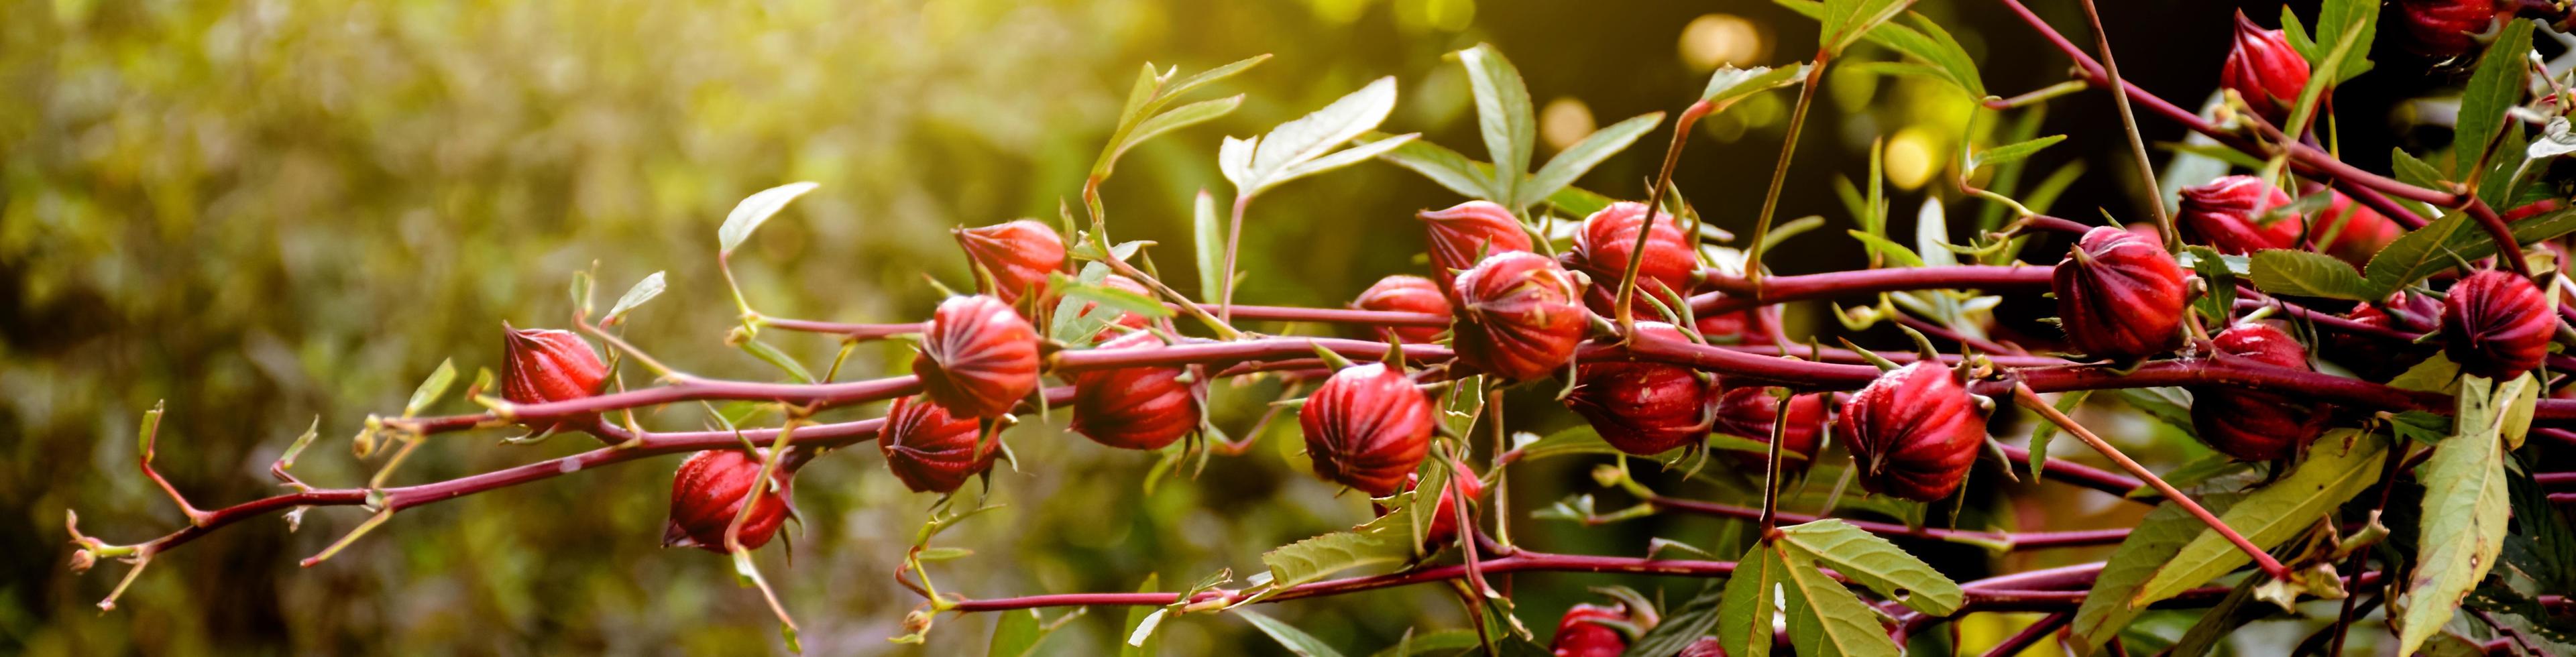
[2316,191,2403,267]
[1836,362,1990,502]
[2192,324,2329,461]
[501,322,609,433]
[913,294,1041,418]
[1451,251,1588,381]
[2396,0,2498,58]
[1565,202,1697,316]
[1565,322,1718,456]
[2221,10,2312,124]
[2178,176,2300,255]
[664,449,795,553]
[954,219,1067,304]
[1351,274,1453,345]
[1693,307,1775,346]
[1711,385,1829,473]
[1074,274,1155,343]
[1551,603,1631,657]
[877,394,1000,494]
[1369,461,1485,548]
[1418,200,1534,288]
[1068,331,1202,451]
[2054,226,2186,360]
[2441,270,2553,380]
[1298,362,1435,496]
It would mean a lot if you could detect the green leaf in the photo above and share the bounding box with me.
[1778,519,1964,615]
[1237,609,1347,657]
[1718,543,1787,657]
[718,182,820,255]
[2248,248,2373,300]
[2131,430,2387,605]
[1260,505,1418,588]
[1224,77,1402,198]
[1969,135,2065,172]
[1701,64,1810,106]
[1457,44,1536,204]
[2453,19,2536,178]
[2070,492,2248,655]
[404,358,458,418]
[988,609,1046,657]
[605,271,666,322]
[2025,390,2090,478]
[1119,575,1163,656]
[1192,190,1223,300]
[1778,544,1901,657]
[1627,580,1725,657]
[1109,95,1243,174]
[1520,112,1663,207]
[2394,373,2520,654]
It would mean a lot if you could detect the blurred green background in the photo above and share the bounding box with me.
[3,0,2461,654]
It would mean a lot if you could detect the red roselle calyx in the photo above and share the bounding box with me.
[1712,385,1829,473]
[1351,274,1452,345]
[2316,191,2403,267]
[1298,362,1435,496]
[1369,461,1484,548]
[1550,603,1632,657]
[500,322,609,434]
[2177,175,2300,255]
[1068,331,1203,451]
[2220,10,2314,125]
[1836,362,1990,502]
[2441,270,2554,380]
[2396,0,2499,58]
[1563,201,1696,316]
[2192,324,2329,461]
[877,395,1001,494]
[913,294,1041,418]
[1418,200,1534,288]
[1565,322,1718,456]
[954,219,1067,305]
[2054,226,2187,361]
[664,449,795,553]
[1451,251,1588,381]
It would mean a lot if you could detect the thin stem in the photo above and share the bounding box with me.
[1744,58,1829,286]
[2074,0,2173,249]
[2011,383,2292,580]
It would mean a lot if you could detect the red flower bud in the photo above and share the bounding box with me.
[2317,191,2403,267]
[1836,362,1989,502]
[954,219,1067,304]
[2396,0,2497,58]
[2192,324,2329,461]
[664,449,795,553]
[1712,385,1830,473]
[1693,307,1776,346]
[1074,274,1156,343]
[2178,176,2300,255]
[1351,274,1453,345]
[1068,331,1203,451]
[913,295,1041,418]
[1369,461,1485,548]
[501,323,609,433]
[1451,251,1589,381]
[2054,226,2187,360]
[2441,270,2553,380]
[877,394,1001,494]
[2221,10,2313,124]
[1551,603,1631,657]
[1298,362,1435,496]
[1565,202,1697,315]
[1565,322,1718,456]
[1418,200,1534,288]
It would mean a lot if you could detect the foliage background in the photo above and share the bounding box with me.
[0,0,2471,653]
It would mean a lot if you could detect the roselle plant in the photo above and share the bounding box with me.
[62,1,2576,655]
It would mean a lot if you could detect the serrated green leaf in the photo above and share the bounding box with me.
[2455,19,2536,178]
[1970,135,2065,172]
[1261,506,1418,588]
[1718,543,1786,657]
[2249,248,2373,300]
[2131,430,2386,605]
[1457,44,1535,204]
[718,182,820,255]
[605,271,666,322]
[404,358,458,418]
[1701,64,1809,106]
[1237,609,1347,657]
[2070,492,2248,656]
[1778,545,1900,657]
[2395,374,2519,654]
[1778,519,1964,615]
[1520,112,1662,207]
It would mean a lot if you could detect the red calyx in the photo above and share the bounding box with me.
[664,449,795,553]
[1565,322,1718,456]
[1418,200,1535,289]
[877,394,1001,494]
[2177,175,2302,255]
[1694,307,1776,346]
[1068,331,1203,451]
[1564,201,1697,316]
[1351,274,1453,345]
[1711,385,1830,473]
[913,294,1042,418]
[2054,226,2186,361]
[1451,251,1589,381]
[2220,10,2314,125]
[954,219,1068,305]
[2441,270,2553,380]
[2316,191,2403,267]
[2192,324,2329,461]
[1836,362,1989,502]
[1550,603,1632,657]
[1369,461,1485,548]
[1298,362,1435,496]
[2396,0,2499,58]
[501,322,609,434]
